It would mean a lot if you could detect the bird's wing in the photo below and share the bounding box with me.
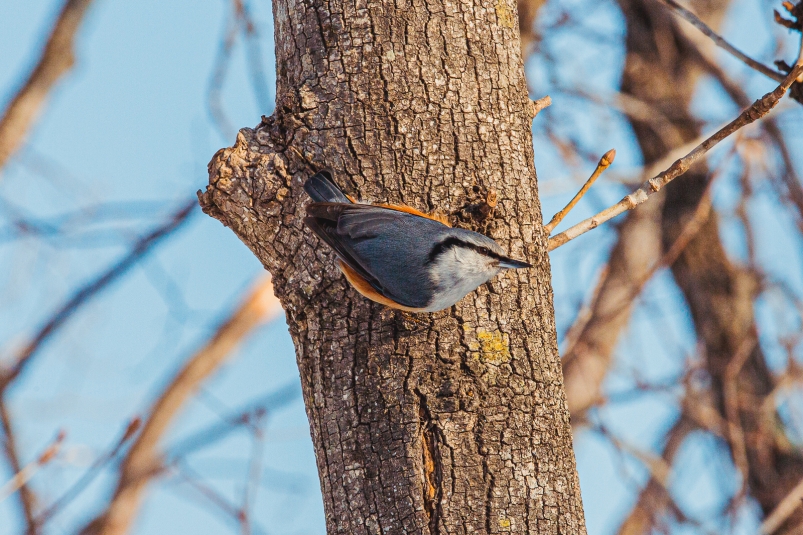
[304,203,392,300]
[304,203,434,308]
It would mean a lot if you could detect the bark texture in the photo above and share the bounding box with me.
[199,0,587,533]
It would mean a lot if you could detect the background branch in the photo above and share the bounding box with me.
[656,0,785,81]
[548,64,803,251]
[0,0,95,172]
[86,276,282,535]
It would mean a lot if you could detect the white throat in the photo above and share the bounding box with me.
[425,246,501,311]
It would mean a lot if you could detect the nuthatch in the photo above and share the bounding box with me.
[303,171,531,312]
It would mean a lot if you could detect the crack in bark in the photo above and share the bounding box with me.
[417,390,443,535]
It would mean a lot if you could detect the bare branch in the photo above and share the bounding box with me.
[0,0,95,172]
[0,431,64,503]
[561,201,663,417]
[528,95,552,120]
[655,0,785,82]
[562,165,721,418]
[164,383,299,461]
[241,412,266,535]
[35,418,141,525]
[544,149,615,234]
[617,417,697,534]
[88,276,282,535]
[0,398,38,532]
[723,336,758,495]
[548,64,803,251]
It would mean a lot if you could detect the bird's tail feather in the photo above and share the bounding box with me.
[303,170,350,203]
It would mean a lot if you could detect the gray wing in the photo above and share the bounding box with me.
[305,203,447,309]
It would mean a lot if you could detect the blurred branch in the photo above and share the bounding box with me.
[517,0,547,57]
[723,336,758,490]
[560,87,686,148]
[86,276,282,535]
[617,417,697,535]
[35,418,141,526]
[761,475,803,534]
[241,412,266,535]
[165,383,299,461]
[208,0,273,139]
[0,0,95,172]
[563,173,714,418]
[655,0,785,82]
[234,0,272,113]
[548,64,803,251]
[0,199,196,391]
[562,201,662,416]
[170,461,269,535]
[0,398,38,533]
[0,431,64,503]
[172,462,247,528]
[207,11,239,139]
[0,201,193,534]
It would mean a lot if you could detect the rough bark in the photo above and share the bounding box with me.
[616,0,803,532]
[199,0,586,533]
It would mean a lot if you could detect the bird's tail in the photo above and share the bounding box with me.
[303,170,351,203]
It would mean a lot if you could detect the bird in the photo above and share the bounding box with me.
[302,170,532,312]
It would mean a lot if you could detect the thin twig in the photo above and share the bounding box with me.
[544,149,615,234]
[170,462,268,535]
[0,397,38,533]
[688,36,803,229]
[589,148,728,317]
[172,462,245,525]
[724,336,758,494]
[0,0,95,172]
[235,0,273,113]
[165,383,299,461]
[0,201,193,532]
[35,418,141,525]
[207,10,240,139]
[241,412,266,535]
[655,0,785,82]
[560,86,685,149]
[616,416,699,533]
[547,64,803,251]
[0,431,65,503]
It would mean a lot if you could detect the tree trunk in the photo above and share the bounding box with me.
[198,0,586,533]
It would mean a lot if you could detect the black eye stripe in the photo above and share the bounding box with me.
[427,237,505,264]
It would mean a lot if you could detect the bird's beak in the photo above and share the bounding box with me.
[498,257,532,269]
